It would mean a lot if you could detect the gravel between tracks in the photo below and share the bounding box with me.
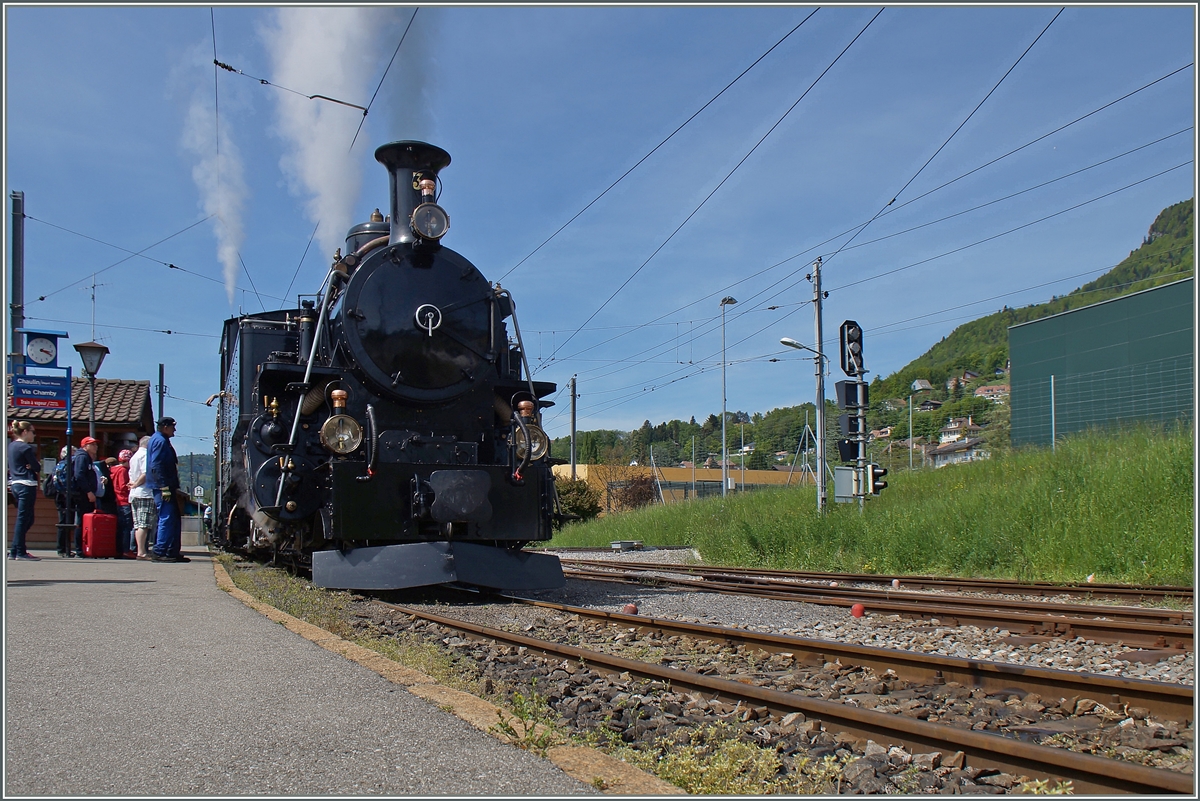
[374,548,1194,792]
[526,549,1195,686]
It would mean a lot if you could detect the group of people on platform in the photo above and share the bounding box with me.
[7,416,189,563]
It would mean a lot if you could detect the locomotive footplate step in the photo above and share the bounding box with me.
[312,541,565,591]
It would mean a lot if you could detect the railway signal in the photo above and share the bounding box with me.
[867,463,889,495]
[839,320,865,377]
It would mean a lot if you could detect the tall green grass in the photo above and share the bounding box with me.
[549,422,1195,585]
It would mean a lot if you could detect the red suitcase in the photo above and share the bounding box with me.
[82,512,119,558]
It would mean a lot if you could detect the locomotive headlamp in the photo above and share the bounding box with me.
[320,389,363,454]
[411,202,449,241]
[510,422,550,461]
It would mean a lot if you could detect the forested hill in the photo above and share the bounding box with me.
[872,198,1194,401]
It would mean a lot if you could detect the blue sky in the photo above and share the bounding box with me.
[4,5,1196,452]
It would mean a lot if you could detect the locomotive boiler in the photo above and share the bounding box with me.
[212,140,565,591]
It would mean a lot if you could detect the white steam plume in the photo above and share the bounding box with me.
[181,48,248,307]
[262,7,412,262]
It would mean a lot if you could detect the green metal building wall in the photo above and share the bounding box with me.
[1008,277,1194,447]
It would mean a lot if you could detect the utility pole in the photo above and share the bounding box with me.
[157,363,165,421]
[569,374,577,479]
[691,436,696,499]
[812,258,827,513]
[10,190,25,375]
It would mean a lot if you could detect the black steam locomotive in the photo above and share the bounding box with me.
[211,141,564,591]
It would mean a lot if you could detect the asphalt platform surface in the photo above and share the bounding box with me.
[4,548,595,796]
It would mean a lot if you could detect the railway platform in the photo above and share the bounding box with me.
[3,548,597,796]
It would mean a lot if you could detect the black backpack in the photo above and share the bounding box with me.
[43,459,69,498]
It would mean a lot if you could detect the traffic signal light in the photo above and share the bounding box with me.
[839,320,864,377]
[867,463,888,495]
[838,413,864,437]
[834,380,869,409]
[836,439,858,462]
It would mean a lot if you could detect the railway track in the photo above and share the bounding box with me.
[552,553,1194,603]
[371,595,1194,794]
[560,561,1195,651]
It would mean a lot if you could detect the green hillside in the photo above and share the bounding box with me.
[871,198,1194,402]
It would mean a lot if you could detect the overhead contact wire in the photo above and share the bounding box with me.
[496,9,819,284]
[349,7,419,153]
[823,7,1064,264]
[538,8,883,372]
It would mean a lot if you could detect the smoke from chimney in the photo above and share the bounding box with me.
[263,7,431,262]
[180,41,247,306]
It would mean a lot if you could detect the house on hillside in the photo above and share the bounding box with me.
[946,370,980,391]
[917,398,943,412]
[974,384,1010,404]
[881,398,907,412]
[939,416,983,444]
[869,426,892,441]
[911,379,934,392]
[930,437,989,468]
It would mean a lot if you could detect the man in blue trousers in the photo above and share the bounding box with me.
[147,417,188,563]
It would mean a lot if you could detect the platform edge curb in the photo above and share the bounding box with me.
[210,559,683,796]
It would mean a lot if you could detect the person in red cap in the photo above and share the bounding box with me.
[70,436,100,557]
[112,450,133,555]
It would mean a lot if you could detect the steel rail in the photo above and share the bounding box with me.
[375,600,1194,794]
[562,566,1194,650]
[503,596,1195,722]
[561,560,1192,625]
[558,556,1193,602]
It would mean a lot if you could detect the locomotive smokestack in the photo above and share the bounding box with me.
[375,141,451,245]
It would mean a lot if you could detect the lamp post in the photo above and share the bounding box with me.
[74,341,110,439]
[719,296,737,497]
[908,379,930,471]
[781,337,829,513]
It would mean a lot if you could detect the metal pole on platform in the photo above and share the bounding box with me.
[10,191,25,375]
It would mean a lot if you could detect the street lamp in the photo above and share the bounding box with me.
[781,337,829,513]
[73,341,109,439]
[720,296,737,497]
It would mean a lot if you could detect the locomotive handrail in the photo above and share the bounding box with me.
[493,286,539,424]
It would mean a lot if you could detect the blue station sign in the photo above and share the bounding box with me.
[11,374,70,409]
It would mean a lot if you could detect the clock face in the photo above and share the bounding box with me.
[26,337,57,365]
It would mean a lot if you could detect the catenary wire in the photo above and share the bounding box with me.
[540,64,1194,368]
[532,126,1189,361]
[875,62,1194,223]
[25,215,214,302]
[536,8,883,372]
[495,8,819,284]
[23,316,219,338]
[821,8,1064,266]
[349,7,419,153]
[283,221,321,304]
[548,176,1194,424]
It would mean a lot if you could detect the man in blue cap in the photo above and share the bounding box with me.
[147,417,188,563]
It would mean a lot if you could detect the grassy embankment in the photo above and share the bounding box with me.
[549,423,1195,586]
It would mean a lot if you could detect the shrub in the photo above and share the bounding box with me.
[555,478,602,522]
